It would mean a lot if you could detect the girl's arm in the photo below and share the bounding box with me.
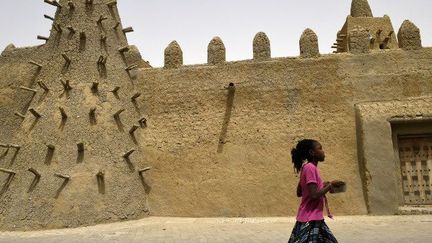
[297,183,302,197]
[307,183,332,200]
[307,180,344,200]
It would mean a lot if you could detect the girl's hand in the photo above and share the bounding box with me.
[330,180,345,187]
[324,181,335,193]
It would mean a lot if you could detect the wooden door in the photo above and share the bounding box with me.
[398,135,432,205]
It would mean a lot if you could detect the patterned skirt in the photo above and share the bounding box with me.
[288,220,338,243]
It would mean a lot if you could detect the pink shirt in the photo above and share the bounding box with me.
[296,162,325,222]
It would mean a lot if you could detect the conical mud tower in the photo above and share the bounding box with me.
[0,0,151,230]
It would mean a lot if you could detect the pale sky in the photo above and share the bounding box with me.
[1,0,431,67]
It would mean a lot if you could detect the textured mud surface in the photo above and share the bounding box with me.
[0,0,150,230]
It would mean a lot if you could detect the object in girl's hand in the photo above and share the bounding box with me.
[330,182,347,193]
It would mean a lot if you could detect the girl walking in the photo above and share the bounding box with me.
[288,139,344,243]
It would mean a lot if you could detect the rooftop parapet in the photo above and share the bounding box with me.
[1,44,16,57]
[208,37,226,65]
[398,20,422,50]
[253,32,271,60]
[299,28,320,58]
[351,0,373,17]
[164,41,183,68]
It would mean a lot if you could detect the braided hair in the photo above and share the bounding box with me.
[291,139,319,173]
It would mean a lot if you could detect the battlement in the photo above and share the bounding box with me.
[153,0,424,68]
[1,0,426,69]
[158,17,424,69]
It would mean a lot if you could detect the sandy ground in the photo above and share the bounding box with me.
[0,215,431,242]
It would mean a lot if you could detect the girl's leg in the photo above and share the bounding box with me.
[319,221,338,243]
[288,221,313,243]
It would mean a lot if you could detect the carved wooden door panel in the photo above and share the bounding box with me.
[398,135,432,205]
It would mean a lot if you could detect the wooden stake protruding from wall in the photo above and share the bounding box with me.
[53,23,62,33]
[138,167,151,176]
[67,0,75,10]
[29,60,43,69]
[0,168,16,195]
[67,26,76,35]
[62,53,71,65]
[29,108,41,119]
[122,149,135,159]
[125,64,138,77]
[97,15,108,24]
[129,125,139,135]
[89,108,96,116]
[20,86,37,94]
[89,108,97,124]
[0,168,16,175]
[113,109,125,119]
[54,173,70,198]
[118,46,130,53]
[96,171,104,178]
[55,173,70,180]
[106,0,117,7]
[97,56,107,78]
[91,82,99,93]
[37,81,49,92]
[97,55,107,65]
[44,14,55,21]
[37,36,49,42]
[96,171,105,194]
[138,117,147,128]
[131,93,141,101]
[80,32,86,51]
[10,144,21,151]
[77,142,84,152]
[44,0,62,8]
[59,107,68,121]
[45,144,55,165]
[122,27,134,34]
[112,22,120,30]
[111,86,120,93]
[77,143,84,163]
[14,112,26,119]
[28,168,41,177]
[111,86,120,99]
[28,168,41,193]
[138,167,151,193]
[0,143,9,149]
[123,149,136,171]
[47,144,55,150]
[60,79,72,91]
[100,34,107,43]
[125,64,138,71]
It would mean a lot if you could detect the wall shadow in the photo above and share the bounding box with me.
[217,83,236,153]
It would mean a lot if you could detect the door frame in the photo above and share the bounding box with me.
[355,96,432,214]
[391,122,432,206]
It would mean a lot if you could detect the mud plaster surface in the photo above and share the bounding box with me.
[0,0,150,231]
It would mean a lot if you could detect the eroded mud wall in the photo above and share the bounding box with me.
[135,49,432,217]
